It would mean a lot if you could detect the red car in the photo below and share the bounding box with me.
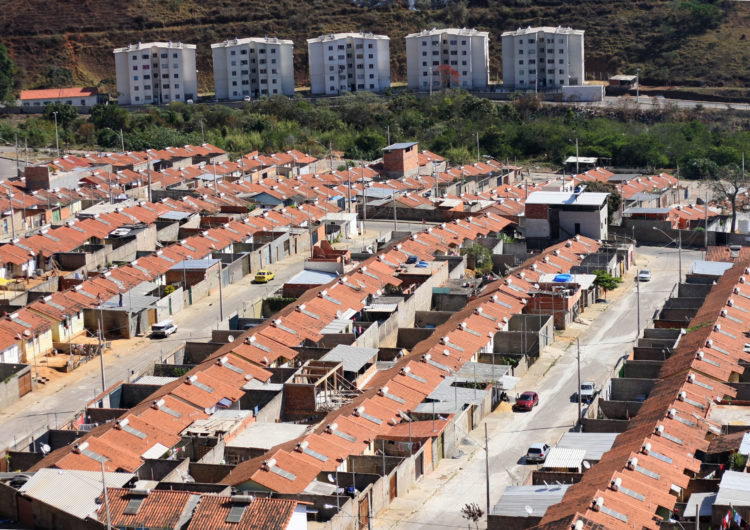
[513,391,539,412]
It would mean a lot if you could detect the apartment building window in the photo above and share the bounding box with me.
[422,41,427,46]
[548,68,554,74]
[241,70,248,75]
[231,60,236,66]
[230,50,236,55]
[142,64,149,70]
[271,59,276,64]
[241,49,247,54]
[450,60,457,65]
[259,49,266,54]
[559,69,564,74]
[173,73,179,78]
[432,51,439,55]
[559,49,564,54]
[329,66,334,71]
[260,69,266,74]
[518,60,524,65]
[251,59,255,63]
[271,69,277,74]
[432,60,439,66]
[134,86,139,91]
[173,63,178,68]
[260,79,267,84]
[449,39,457,45]
[134,96,140,102]
[368,54,373,59]
[370,84,375,89]
[338,45,344,50]
[519,70,524,75]
[368,43,373,48]
[132,65,138,71]
[143,74,150,79]
[559,38,564,43]
[133,75,139,80]
[338,54,345,60]
[241,60,248,65]
[357,84,364,89]
[369,73,374,78]
[347,53,351,59]
[559,59,564,64]
[251,69,256,73]
[462,71,467,75]
[161,53,167,58]
[132,55,137,61]
[330,86,335,91]
[162,83,169,89]
[548,48,553,54]
[529,70,535,75]
[422,71,428,76]
[422,61,427,67]
[356,44,363,49]
[152,53,157,57]
[162,73,169,79]
[519,80,524,84]
[528,38,535,43]
[233,90,238,96]
[560,79,565,84]
[172,52,178,58]
[271,48,276,53]
[356,64,363,69]
[422,51,427,56]
[462,51,467,55]
[328,45,333,50]
[347,43,352,48]
[174,83,180,89]
[519,50,524,55]
[232,81,237,86]
[519,39,524,44]
[272,79,277,84]
[144,85,151,89]
[462,61,467,65]
[548,59,554,64]
[260,59,266,64]
[547,38,553,43]
[141,54,148,60]
[529,59,536,64]
[328,55,334,61]
[241,80,249,85]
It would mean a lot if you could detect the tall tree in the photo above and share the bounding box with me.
[711,164,747,233]
[0,44,17,102]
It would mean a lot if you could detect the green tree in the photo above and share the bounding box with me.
[0,44,16,102]
[43,103,78,130]
[90,103,129,132]
[592,269,622,300]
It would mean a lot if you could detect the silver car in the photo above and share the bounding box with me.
[526,443,550,463]
[637,269,651,282]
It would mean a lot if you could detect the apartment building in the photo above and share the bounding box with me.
[307,32,390,95]
[114,41,197,105]
[405,28,489,91]
[501,26,584,91]
[211,36,294,100]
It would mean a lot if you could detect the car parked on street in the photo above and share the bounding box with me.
[574,381,598,403]
[513,391,539,412]
[525,443,551,463]
[637,269,652,282]
[151,320,178,338]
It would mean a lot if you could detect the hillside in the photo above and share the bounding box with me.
[1,0,748,93]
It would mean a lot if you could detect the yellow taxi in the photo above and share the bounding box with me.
[254,270,275,283]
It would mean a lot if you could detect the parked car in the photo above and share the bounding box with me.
[243,95,252,102]
[151,320,178,338]
[637,269,652,282]
[575,381,598,403]
[513,391,539,412]
[254,270,275,283]
[526,443,551,463]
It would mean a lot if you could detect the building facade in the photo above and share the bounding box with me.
[114,41,197,105]
[307,32,390,95]
[405,28,489,91]
[501,26,584,91]
[211,37,295,100]
[20,87,99,110]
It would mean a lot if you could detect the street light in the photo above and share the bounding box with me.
[652,226,682,282]
[52,111,60,157]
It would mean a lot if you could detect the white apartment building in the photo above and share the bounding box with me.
[307,32,390,95]
[114,41,197,106]
[501,26,584,91]
[211,37,294,100]
[405,28,489,91]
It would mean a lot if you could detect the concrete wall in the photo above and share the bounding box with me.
[581,418,631,433]
[155,220,180,243]
[396,328,434,349]
[0,363,31,410]
[622,360,662,379]
[608,378,655,401]
[0,481,17,521]
[433,293,469,312]
[414,311,454,328]
[156,286,184,321]
[598,400,643,420]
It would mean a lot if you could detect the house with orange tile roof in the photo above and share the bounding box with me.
[19,87,100,109]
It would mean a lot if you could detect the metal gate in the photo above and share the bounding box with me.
[18,371,31,397]
[389,473,397,501]
[358,495,369,529]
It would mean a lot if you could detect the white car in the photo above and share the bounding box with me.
[637,269,652,282]
[151,320,178,338]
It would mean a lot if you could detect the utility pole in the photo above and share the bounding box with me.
[575,138,579,175]
[7,192,15,240]
[393,191,397,232]
[217,262,224,323]
[200,120,205,144]
[146,152,152,203]
[213,162,218,194]
[101,461,112,530]
[476,131,480,162]
[119,129,125,153]
[636,272,641,340]
[347,165,352,214]
[98,298,106,394]
[52,111,60,157]
[576,337,582,429]
[386,125,390,145]
[14,134,19,173]
[107,170,112,204]
[678,228,682,284]
[484,423,491,518]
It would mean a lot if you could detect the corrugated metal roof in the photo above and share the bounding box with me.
[556,432,618,461]
[383,142,417,151]
[542,447,586,470]
[134,375,178,385]
[227,422,309,449]
[169,258,221,271]
[683,492,716,518]
[286,269,339,285]
[320,344,378,373]
[691,260,734,277]
[492,484,570,517]
[716,470,750,506]
[19,469,134,519]
[740,432,750,456]
[525,191,609,206]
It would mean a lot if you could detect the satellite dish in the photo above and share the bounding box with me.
[227,335,235,343]
[40,444,51,455]
[327,474,335,483]
[524,506,534,515]
[582,461,591,469]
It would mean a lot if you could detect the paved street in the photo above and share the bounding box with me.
[0,228,392,451]
[374,244,701,529]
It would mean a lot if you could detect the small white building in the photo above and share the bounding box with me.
[211,36,295,100]
[405,28,489,91]
[501,26,584,91]
[20,87,99,110]
[524,191,609,242]
[114,41,198,105]
[307,32,390,95]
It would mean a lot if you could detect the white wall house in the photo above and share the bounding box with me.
[405,28,489,91]
[307,32,390,95]
[501,26,584,91]
[524,191,609,243]
[211,36,294,100]
[114,41,198,105]
[20,87,99,110]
